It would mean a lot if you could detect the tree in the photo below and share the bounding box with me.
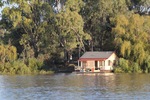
[1,0,55,58]
[81,0,129,51]
[111,14,150,69]
[53,0,90,61]
[1,0,90,63]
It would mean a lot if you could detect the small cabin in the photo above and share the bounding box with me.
[78,51,118,72]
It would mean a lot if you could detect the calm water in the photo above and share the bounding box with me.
[0,73,150,100]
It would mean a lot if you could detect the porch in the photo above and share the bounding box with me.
[78,60,110,72]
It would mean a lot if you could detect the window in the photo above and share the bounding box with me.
[113,60,116,66]
[99,61,102,66]
[103,61,105,66]
[108,60,111,66]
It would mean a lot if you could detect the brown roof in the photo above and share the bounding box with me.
[79,51,114,61]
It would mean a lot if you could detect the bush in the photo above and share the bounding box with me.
[0,57,54,75]
[114,67,124,73]
[130,62,142,73]
[28,58,44,71]
[142,56,150,73]
[114,58,143,73]
[118,58,130,72]
[39,70,54,74]
[0,60,31,74]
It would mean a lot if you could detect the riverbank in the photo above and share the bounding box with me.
[0,70,54,75]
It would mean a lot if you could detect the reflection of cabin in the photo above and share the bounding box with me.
[78,51,118,72]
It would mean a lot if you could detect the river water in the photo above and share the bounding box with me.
[0,73,150,100]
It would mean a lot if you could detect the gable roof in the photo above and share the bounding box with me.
[79,51,114,61]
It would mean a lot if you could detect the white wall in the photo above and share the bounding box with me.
[104,53,118,70]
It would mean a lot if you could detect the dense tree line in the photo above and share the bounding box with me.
[0,0,150,74]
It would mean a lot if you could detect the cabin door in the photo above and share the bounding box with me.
[95,61,98,70]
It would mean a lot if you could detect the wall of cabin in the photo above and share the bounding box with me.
[79,53,118,72]
[103,53,118,70]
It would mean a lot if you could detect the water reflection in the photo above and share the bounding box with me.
[0,73,150,100]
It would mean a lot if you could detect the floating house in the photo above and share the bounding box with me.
[78,51,118,72]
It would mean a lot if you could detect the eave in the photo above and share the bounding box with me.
[79,58,107,61]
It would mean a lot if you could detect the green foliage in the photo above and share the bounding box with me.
[81,0,129,51]
[114,58,142,73]
[142,55,150,73]
[130,62,142,73]
[28,58,43,71]
[0,44,52,74]
[111,14,150,69]
[55,10,90,50]
[0,1,3,7]
[0,44,17,63]
[0,58,53,75]
[120,41,131,58]
[0,60,31,74]
[65,0,83,12]
[0,0,150,74]
[114,67,124,73]
[2,0,56,58]
[118,58,130,73]
[39,70,54,74]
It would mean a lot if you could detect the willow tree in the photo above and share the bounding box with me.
[111,14,150,70]
[1,0,55,58]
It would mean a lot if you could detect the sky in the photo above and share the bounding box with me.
[0,0,6,13]
[0,3,13,19]
[0,6,5,19]
[0,6,4,13]
[0,7,4,19]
